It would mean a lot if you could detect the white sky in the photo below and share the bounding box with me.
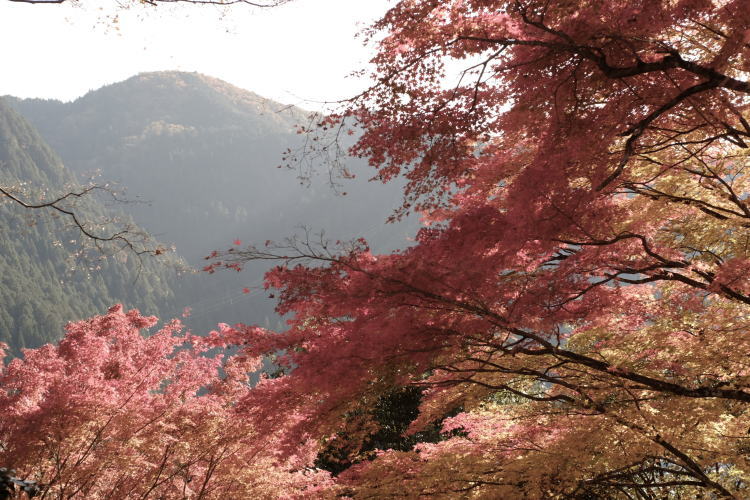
[0,0,392,109]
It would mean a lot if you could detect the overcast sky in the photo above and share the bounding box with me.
[0,0,391,109]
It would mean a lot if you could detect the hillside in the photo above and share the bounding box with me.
[7,71,417,336]
[0,99,180,353]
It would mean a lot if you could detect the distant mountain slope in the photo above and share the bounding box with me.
[9,71,413,261]
[0,99,180,353]
[8,71,417,334]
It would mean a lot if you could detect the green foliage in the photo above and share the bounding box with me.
[315,387,459,475]
[0,100,179,353]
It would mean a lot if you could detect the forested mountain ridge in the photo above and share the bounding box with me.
[0,99,180,353]
[7,71,417,338]
[6,71,309,262]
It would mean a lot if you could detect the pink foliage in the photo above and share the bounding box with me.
[0,306,330,499]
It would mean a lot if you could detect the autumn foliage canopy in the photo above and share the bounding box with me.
[5,0,750,498]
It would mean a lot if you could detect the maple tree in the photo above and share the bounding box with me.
[0,305,330,499]
[203,0,750,498]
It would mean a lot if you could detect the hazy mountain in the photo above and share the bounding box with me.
[7,71,417,335]
[0,99,180,353]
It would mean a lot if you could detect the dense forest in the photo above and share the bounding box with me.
[0,100,179,352]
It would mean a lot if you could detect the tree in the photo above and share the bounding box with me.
[0,305,331,499]
[204,0,750,497]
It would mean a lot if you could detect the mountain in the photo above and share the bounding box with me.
[8,72,414,259]
[0,99,180,353]
[7,71,417,337]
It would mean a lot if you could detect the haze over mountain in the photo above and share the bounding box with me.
[0,100,179,353]
[5,71,417,344]
[9,72,413,260]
